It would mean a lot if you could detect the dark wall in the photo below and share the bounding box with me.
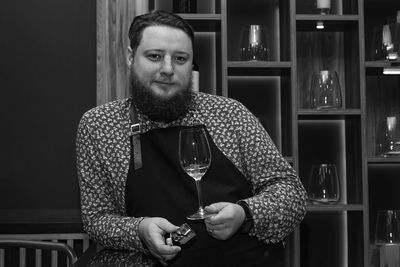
[0,0,96,225]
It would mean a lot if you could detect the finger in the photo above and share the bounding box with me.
[157,218,180,233]
[205,221,226,231]
[157,244,181,255]
[205,212,226,225]
[163,252,180,261]
[165,236,173,246]
[205,202,229,213]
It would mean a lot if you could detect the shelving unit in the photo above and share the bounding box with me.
[96,0,400,266]
[364,2,400,267]
[153,0,366,266]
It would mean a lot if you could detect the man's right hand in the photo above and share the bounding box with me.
[138,217,182,265]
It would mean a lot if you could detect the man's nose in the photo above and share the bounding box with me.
[160,56,174,76]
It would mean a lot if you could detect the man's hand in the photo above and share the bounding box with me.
[204,202,246,240]
[138,217,181,265]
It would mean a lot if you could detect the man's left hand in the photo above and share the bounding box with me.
[204,202,246,240]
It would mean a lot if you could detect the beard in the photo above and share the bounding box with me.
[129,69,194,123]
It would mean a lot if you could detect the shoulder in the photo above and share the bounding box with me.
[78,98,130,130]
[195,92,250,116]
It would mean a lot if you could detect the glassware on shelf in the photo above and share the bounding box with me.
[370,11,400,61]
[315,0,331,15]
[374,210,400,267]
[173,0,196,13]
[376,116,400,157]
[370,25,389,61]
[310,70,342,110]
[306,164,340,204]
[240,25,269,61]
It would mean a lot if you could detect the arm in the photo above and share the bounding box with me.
[236,103,307,244]
[76,113,146,252]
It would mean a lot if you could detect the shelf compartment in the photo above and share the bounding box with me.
[193,32,221,95]
[365,74,400,156]
[298,118,363,205]
[364,0,400,61]
[368,164,400,242]
[227,76,292,156]
[226,0,290,62]
[296,20,360,110]
[152,0,220,14]
[300,211,364,267]
[296,0,359,15]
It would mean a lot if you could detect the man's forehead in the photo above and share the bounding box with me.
[139,25,192,49]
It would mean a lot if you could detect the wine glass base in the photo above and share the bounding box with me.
[186,211,214,220]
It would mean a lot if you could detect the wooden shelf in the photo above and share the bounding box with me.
[296,14,360,21]
[365,60,400,68]
[228,61,291,68]
[307,204,364,212]
[177,13,222,20]
[227,61,291,76]
[368,157,400,164]
[298,109,362,116]
[296,15,359,31]
[179,14,221,32]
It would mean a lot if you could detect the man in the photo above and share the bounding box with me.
[76,10,306,266]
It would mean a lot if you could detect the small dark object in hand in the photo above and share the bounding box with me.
[169,223,196,246]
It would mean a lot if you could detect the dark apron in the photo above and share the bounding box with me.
[125,126,270,266]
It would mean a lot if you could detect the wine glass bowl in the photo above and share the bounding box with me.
[376,116,400,157]
[310,70,342,110]
[375,210,400,245]
[374,210,400,267]
[306,164,340,204]
[179,127,212,220]
[240,25,269,61]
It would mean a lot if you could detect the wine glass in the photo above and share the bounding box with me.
[315,0,331,15]
[240,25,269,61]
[310,70,342,110]
[179,127,212,220]
[375,210,400,267]
[376,116,400,157]
[306,164,340,204]
[375,210,400,245]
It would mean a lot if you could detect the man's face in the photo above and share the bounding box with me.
[128,25,194,122]
[130,25,193,100]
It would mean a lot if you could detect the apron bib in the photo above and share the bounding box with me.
[125,126,270,266]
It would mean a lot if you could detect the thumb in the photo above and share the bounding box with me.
[205,202,229,213]
[156,218,180,233]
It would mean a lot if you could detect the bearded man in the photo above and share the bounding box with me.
[76,10,306,267]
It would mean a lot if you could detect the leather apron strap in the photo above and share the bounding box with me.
[129,105,142,170]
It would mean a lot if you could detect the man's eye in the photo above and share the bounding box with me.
[147,54,162,61]
[174,56,188,64]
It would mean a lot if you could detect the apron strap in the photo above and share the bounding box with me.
[129,105,142,170]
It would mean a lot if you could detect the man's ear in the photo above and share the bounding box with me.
[127,47,133,68]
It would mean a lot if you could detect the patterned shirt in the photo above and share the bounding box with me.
[76,92,306,252]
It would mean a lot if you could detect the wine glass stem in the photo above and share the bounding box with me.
[195,179,205,214]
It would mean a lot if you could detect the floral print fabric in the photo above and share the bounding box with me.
[76,92,306,251]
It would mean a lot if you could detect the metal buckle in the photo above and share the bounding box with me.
[130,123,140,136]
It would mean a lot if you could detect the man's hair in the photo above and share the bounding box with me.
[128,10,194,55]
